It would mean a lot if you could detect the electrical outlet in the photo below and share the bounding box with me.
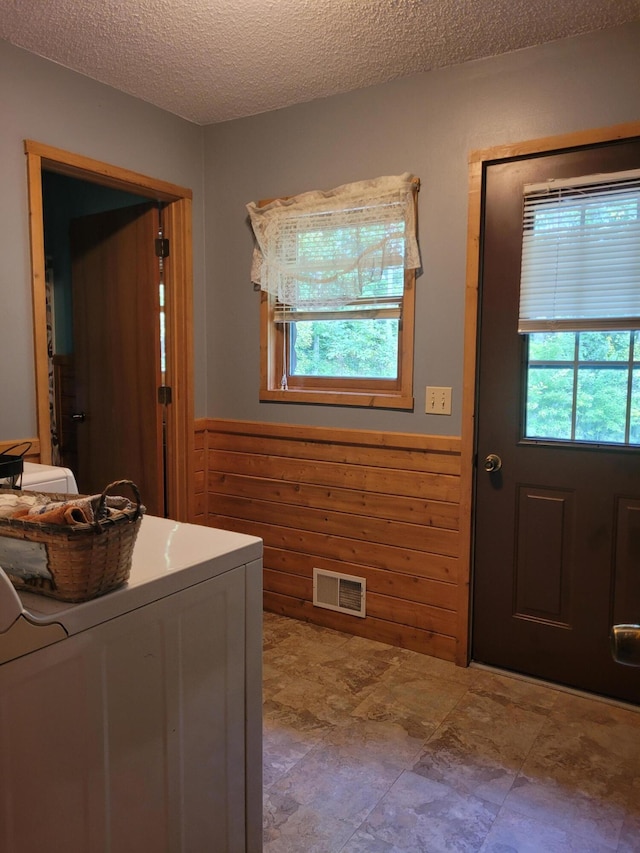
[425,386,452,415]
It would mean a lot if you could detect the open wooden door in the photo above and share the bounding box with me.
[472,137,640,705]
[70,203,164,516]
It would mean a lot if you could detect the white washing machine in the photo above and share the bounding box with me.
[0,515,263,852]
[19,461,79,494]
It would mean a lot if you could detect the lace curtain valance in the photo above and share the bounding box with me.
[246,173,420,309]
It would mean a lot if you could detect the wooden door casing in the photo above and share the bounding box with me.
[25,140,195,522]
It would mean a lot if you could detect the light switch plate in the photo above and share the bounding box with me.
[425,386,452,415]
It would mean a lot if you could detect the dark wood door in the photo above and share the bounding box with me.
[472,139,640,704]
[70,203,164,516]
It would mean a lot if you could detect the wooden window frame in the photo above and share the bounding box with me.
[257,183,418,410]
[259,268,415,408]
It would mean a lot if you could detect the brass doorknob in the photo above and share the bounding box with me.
[484,453,502,473]
[611,624,640,667]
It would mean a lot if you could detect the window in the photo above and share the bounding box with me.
[519,170,640,446]
[525,331,640,444]
[247,174,420,408]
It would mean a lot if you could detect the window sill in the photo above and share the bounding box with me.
[259,388,415,410]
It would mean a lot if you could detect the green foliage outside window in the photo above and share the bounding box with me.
[525,331,640,446]
[291,319,398,378]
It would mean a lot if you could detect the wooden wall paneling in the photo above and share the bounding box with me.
[209,431,461,475]
[210,493,459,556]
[208,450,460,503]
[205,419,462,662]
[192,419,207,522]
[206,417,459,451]
[263,548,458,609]
[264,591,457,661]
[207,515,458,584]
[263,569,456,635]
[208,471,460,529]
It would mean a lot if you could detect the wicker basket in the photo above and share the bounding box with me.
[0,480,144,603]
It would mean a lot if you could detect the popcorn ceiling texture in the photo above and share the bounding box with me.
[1,0,639,125]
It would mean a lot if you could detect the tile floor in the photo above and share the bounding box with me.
[262,612,640,853]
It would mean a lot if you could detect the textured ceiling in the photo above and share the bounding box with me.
[1,0,639,125]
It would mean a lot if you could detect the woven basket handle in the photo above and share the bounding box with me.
[96,480,144,522]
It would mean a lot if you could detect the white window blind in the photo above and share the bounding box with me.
[246,173,420,311]
[518,169,640,333]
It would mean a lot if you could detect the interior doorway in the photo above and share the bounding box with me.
[25,140,195,522]
[463,123,640,705]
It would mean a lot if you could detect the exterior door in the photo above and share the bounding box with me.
[70,203,164,516]
[472,138,640,705]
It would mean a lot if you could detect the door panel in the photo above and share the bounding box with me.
[514,486,574,625]
[473,139,640,704]
[70,203,163,516]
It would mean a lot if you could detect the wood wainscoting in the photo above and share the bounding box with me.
[193,419,207,523]
[200,418,467,664]
[0,438,41,466]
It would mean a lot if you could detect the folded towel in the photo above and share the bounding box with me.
[0,493,48,519]
[12,504,91,525]
[10,493,137,525]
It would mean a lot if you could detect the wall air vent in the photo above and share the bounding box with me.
[313,568,366,618]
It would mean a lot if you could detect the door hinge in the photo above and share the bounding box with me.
[155,237,170,258]
[158,385,172,405]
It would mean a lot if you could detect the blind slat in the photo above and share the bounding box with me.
[274,297,402,323]
[519,174,640,332]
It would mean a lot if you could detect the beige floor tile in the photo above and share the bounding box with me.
[398,648,479,686]
[268,669,380,727]
[503,773,627,849]
[412,687,549,805]
[263,715,321,790]
[469,668,560,715]
[350,661,468,741]
[261,612,640,853]
[340,828,417,852]
[263,792,357,853]
[360,769,499,853]
[518,726,636,805]
[479,805,617,852]
[322,717,425,769]
[549,692,640,763]
[266,743,402,827]
[618,778,640,853]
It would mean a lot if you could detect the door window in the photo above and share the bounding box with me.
[525,330,640,445]
[519,169,640,447]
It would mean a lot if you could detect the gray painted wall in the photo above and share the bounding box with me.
[0,40,205,438]
[2,24,639,443]
[204,22,640,436]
